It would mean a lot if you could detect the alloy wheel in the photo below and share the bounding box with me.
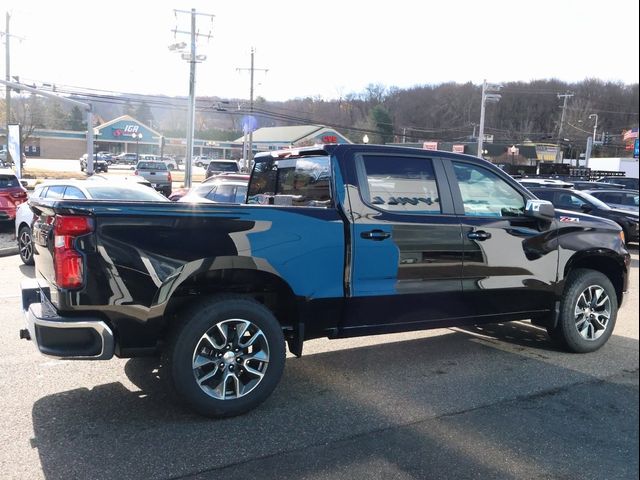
[192,318,270,400]
[574,285,611,341]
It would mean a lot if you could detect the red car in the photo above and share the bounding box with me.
[0,169,28,222]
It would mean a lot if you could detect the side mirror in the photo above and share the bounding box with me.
[525,199,555,221]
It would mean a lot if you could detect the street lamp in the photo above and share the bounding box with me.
[589,113,598,142]
[132,132,143,161]
[362,134,369,144]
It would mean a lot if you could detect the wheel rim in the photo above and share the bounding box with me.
[19,229,33,261]
[192,319,269,400]
[574,284,611,341]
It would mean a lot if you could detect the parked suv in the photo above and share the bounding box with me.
[597,176,639,190]
[80,154,108,173]
[114,153,139,165]
[205,160,240,179]
[0,168,28,222]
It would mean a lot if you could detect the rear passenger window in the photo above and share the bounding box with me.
[453,162,525,217]
[45,185,66,199]
[359,155,441,214]
[63,186,87,199]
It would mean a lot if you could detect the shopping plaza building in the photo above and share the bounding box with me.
[1,116,353,160]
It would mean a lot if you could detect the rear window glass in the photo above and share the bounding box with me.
[0,174,19,187]
[85,186,168,201]
[248,155,331,207]
[137,162,167,170]
[208,162,239,172]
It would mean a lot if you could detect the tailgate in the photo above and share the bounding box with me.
[140,170,169,184]
[30,202,58,293]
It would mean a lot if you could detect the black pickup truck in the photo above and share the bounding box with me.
[21,145,631,417]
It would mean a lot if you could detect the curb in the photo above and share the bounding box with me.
[0,246,18,257]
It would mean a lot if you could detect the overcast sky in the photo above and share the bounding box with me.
[3,0,639,102]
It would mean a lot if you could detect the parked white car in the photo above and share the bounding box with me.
[15,179,168,265]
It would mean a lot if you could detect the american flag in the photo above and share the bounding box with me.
[623,128,638,141]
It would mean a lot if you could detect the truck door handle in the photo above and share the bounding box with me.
[467,230,492,241]
[361,230,391,241]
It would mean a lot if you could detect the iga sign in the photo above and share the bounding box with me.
[112,124,142,138]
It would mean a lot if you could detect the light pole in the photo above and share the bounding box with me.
[589,113,598,143]
[132,132,142,161]
[477,80,502,157]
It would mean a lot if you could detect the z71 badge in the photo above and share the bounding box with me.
[560,216,580,223]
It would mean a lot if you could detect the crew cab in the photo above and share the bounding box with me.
[20,145,631,418]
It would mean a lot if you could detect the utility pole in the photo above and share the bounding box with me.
[2,12,24,131]
[0,78,93,173]
[171,9,214,188]
[237,48,268,167]
[477,80,502,157]
[3,12,9,130]
[555,92,574,162]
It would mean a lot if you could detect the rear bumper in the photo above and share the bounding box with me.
[21,280,114,360]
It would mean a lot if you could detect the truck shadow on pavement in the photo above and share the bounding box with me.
[31,324,639,480]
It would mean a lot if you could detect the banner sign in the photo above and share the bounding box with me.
[423,141,438,150]
[8,124,22,178]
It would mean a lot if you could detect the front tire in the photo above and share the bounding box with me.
[18,225,34,265]
[166,296,286,418]
[548,269,617,353]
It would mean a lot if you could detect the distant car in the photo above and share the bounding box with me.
[204,159,240,179]
[596,176,639,190]
[519,178,573,189]
[80,154,108,173]
[530,187,639,244]
[192,156,213,168]
[96,151,115,164]
[570,180,625,191]
[178,174,249,204]
[0,147,7,163]
[114,153,139,165]
[1,168,28,223]
[585,189,639,212]
[134,160,172,196]
[14,179,168,265]
[169,173,248,201]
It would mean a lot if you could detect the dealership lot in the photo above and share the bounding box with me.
[0,246,637,480]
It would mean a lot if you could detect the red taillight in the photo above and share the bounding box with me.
[53,215,94,289]
[167,171,172,183]
[10,191,27,199]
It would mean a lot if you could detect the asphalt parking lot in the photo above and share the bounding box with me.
[0,246,637,480]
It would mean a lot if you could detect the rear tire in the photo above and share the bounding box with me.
[547,269,617,353]
[165,295,286,418]
[18,225,34,265]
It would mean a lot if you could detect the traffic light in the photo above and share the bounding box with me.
[603,132,612,145]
